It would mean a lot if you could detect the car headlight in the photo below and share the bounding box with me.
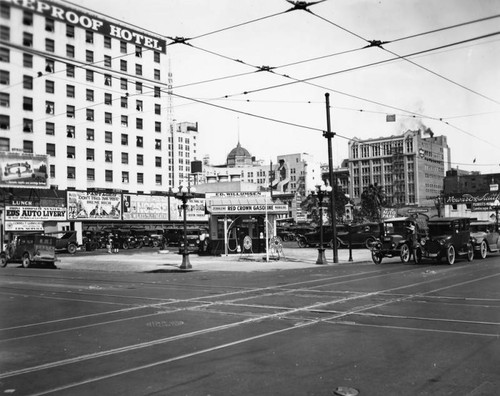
[439,239,446,245]
[471,237,476,243]
[420,239,426,246]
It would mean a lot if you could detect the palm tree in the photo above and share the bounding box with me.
[360,183,386,221]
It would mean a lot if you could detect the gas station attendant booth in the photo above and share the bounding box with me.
[205,192,288,255]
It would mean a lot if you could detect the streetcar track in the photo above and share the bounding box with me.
[2,268,499,384]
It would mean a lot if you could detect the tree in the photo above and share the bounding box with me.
[360,183,386,222]
[300,185,349,225]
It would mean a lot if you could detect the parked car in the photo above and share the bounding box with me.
[48,231,79,254]
[470,220,500,259]
[338,222,381,249]
[1,234,57,268]
[370,217,425,264]
[418,217,473,265]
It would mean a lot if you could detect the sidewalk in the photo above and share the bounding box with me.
[56,247,375,272]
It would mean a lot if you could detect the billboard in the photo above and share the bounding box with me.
[122,194,170,221]
[169,197,208,221]
[0,152,48,187]
[67,191,121,220]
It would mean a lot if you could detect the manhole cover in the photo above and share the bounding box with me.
[334,386,359,396]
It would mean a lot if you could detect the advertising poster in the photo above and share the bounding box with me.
[169,197,208,221]
[0,152,49,187]
[5,206,66,221]
[5,221,44,232]
[271,159,290,195]
[122,194,170,221]
[67,191,121,220]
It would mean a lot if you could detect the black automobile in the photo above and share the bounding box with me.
[47,231,80,254]
[418,217,473,265]
[337,222,380,249]
[370,217,424,264]
[470,220,500,259]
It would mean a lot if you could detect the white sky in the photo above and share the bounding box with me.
[77,0,500,171]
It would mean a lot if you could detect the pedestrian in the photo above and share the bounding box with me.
[107,233,113,253]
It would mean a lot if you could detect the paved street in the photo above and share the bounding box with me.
[1,246,499,396]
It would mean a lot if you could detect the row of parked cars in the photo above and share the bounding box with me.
[290,217,500,265]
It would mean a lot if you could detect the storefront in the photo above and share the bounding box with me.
[205,191,288,255]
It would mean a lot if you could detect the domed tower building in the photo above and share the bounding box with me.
[226,141,253,167]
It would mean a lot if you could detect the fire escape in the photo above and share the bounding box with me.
[392,143,405,206]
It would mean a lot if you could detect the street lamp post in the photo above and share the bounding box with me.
[314,183,332,265]
[493,199,500,233]
[175,184,196,270]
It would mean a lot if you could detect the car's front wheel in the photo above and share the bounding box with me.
[22,254,31,268]
[365,237,375,249]
[67,243,77,254]
[400,243,411,263]
[297,238,307,248]
[467,243,474,262]
[446,245,456,265]
[371,251,382,265]
[0,253,7,267]
[478,240,487,259]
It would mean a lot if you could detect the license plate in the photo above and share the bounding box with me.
[428,253,438,257]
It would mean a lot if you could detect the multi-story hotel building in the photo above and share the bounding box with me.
[348,129,451,207]
[0,0,198,193]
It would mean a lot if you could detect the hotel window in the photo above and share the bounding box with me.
[120,41,127,53]
[67,167,76,179]
[45,38,55,52]
[86,108,94,121]
[137,154,143,166]
[122,171,129,183]
[105,150,112,162]
[86,128,94,141]
[86,50,94,63]
[121,96,128,108]
[50,165,55,178]
[104,93,112,105]
[137,173,144,184]
[155,121,161,132]
[0,3,10,18]
[120,78,127,90]
[155,139,161,150]
[120,59,127,72]
[104,74,112,86]
[24,75,34,90]
[0,115,9,130]
[86,89,94,101]
[66,85,75,98]
[23,53,32,67]
[66,24,74,38]
[0,47,9,62]
[104,55,111,68]
[85,30,93,43]
[135,64,142,76]
[86,70,94,82]
[0,70,8,85]
[105,112,112,124]
[87,168,95,181]
[105,170,113,182]
[136,136,143,148]
[136,81,142,93]
[23,140,33,154]
[155,104,161,115]
[105,131,112,143]
[66,125,75,138]
[66,44,75,58]
[121,152,128,164]
[23,32,33,47]
[0,138,8,152]
[155,175,162,185]
[67,146,75,159]
[136,100,143,111]
[154,51,160,63]
[155,157,162,167]
[66,64,74,78]
[45,59,54,73]
[23,97,33,111]
[23,118,32,132]
[104,36,112,49]
[154,86,161,97]
[154,69,160,80]
[136,118,143,130]
[46,122,55,135]
[23,11,33,25]
[121,115,128,126]
[135,46,142,57]
[121,134,128,145]
[44,79,54,93]
[0,25,9,40]
[45,18,54,32]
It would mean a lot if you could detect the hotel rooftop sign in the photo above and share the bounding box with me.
[7,0,167,53]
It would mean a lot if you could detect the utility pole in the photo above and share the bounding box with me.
[324,93,338,263]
